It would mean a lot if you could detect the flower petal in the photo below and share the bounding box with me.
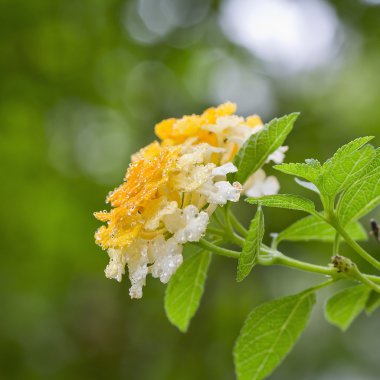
[212,162,238,177]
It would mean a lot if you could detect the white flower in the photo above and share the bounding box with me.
[104,239,150,298]
[163,205,209,243]
[212,162,238,177]
[144,199,178,231]
[195,162,242,204]
[96,103,287,299]
[148,236,183,283]
[173,163,215,193]
[104,248,128,283]
[243,169,280,197]
[202,115,263,151]
[201,181,242,204]
[105,236,184,298]
[125,239,150,299]
[267,146,288,164]
[102,142,243,298]
[178,143,224,169]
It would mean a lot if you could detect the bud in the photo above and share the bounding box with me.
[331,255,355,273]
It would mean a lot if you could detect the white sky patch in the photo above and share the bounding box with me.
[220,0,343,73]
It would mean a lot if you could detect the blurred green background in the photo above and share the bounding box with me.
[1,0,380,379]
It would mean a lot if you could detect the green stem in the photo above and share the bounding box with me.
[366,274,380,285]
[224,203,234,234]
[195,237,380,286]
[220,204,246,247]
[207,226,244,247]
[352,266,380,293]
[229,212,248,237]
[306,278,337,293]
[212,209,224,228]
[260,250,339,277]
[321,195,335,217]
[231,233,245,247]
[332,218,380,271]
[260,248,380,286]
[194,239,240,259]
[333,232,340,255]
[271,234,279,250]
[207,226,225,236]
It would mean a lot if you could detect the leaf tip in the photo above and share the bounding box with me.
[165,311,189,333]
[236,270,247,283]
[178,324,189,333]
[286,112,300,124]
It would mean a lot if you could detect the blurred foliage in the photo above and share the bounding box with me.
[1,0,380,379]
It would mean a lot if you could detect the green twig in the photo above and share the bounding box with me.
[352,265,380,293]
[259,249,339,277]
[306,278,337,293]
[212,209,224,228]
[331,217,380,271]
[229,212,248,237]
[194,239,240,259]
[194,236,380,287]
[259,247,380,286]
[333,232,340,255]
[207,226,225,236]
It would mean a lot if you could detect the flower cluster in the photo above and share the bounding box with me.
[94,103,286,298]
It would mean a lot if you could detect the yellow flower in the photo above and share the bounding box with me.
[95,139,241,298]
[155,102,263,164]
[94,142,181,251]
[94,103,286,299]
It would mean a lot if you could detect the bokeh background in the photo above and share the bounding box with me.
[1,0,380,379]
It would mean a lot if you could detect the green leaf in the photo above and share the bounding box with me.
[246,194,317,216]
[364,147,380,173]
[316,137,375,197]
[237,206,264,282]
[337,148,380,226]
[277,215,367,244]
[324,285,370,331]
[365,291,380,315]
[274,159,321,183]
[165,249,211,332]
[233,113,299,184]
[234,291,315,380]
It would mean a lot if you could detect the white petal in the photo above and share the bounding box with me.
[212,162,238,177]
[104,248,127,283]
[267,146,288,164]
[216,115,244,128]
[172,205,209,243]
[202,181,242,204]
[144,200,178,231]
[178,143,224,169]
[105,240,150,299]
[262,176,280,195]
[126,239,149,299]
[162,208,182,234]
[148,236,183,283]
[174,164,215,192]
[244,170,280,197]
[244,169,265,190]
